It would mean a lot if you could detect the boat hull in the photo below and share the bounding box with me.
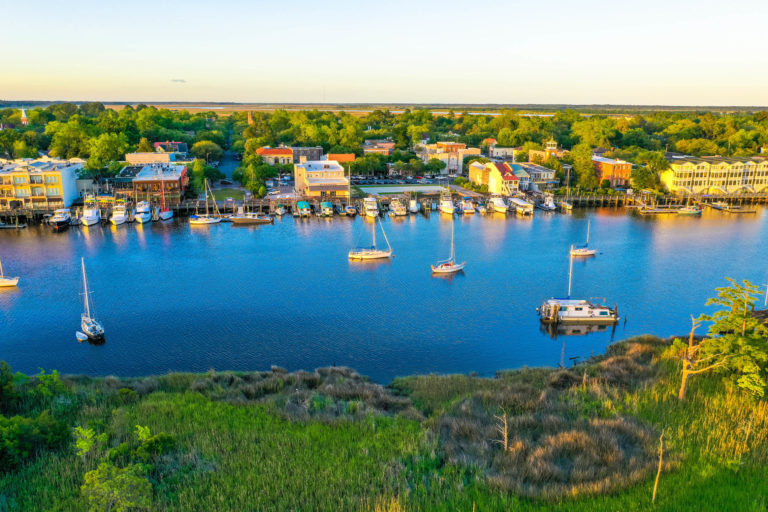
[570,249,597,257]
[189,216,221,225]
[134,213,152,224]
[0,277,19,287]
[158,210,173,221]
[110,215,127,225]
[231,217,273,225]
[431,262,465,274]
[348,250,392,260]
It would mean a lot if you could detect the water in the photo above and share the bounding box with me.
[1,208,767,383]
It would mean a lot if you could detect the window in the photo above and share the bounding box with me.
[45,175,58,184]
[15,189,29,197]
[47,187,60,196]
[13,176,27,184]
[31,187,44,196]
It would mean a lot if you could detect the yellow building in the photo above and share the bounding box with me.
[661,156,768,194]
[468,161,520,195]
[294,160,349,198]
[0,157,84,209]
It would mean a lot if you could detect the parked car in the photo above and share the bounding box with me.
[220,179,233,185]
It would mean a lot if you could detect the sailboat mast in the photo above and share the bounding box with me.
[372,218,376,247]
[0,259,4,279]
[160,171,166,211]
[568,244,573,299]
[204,179,209,216]
[586,220,590,245]
[450,218,455,261]
[82,258,90,318]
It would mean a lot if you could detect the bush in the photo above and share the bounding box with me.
[81,462,152,512]
[0,411,69,471]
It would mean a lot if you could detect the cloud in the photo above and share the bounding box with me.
[171,79,187,83]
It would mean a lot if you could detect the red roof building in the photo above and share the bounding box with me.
[256,147,294,165]
[327,153,356,163]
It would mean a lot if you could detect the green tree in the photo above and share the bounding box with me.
[12,140,38,158]
[191,159,207,192]
[426,158,447,174]
[600,179,611,189]
[190,141,223,162]
[136,137,154,153]
[571,143,598,189]
[87,133,129,171]
[675,279,768,400]
[81,462,152,512]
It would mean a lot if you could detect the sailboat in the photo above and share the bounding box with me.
[158,173,173,220]
[570,219,597,257]
[431,217,465,274]
[189,179,221,225]
[0,258,19,287]
[538,248,618,325]
[348,216,393,260]
[77,258,104,340]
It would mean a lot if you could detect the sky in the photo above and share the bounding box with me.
[2,0,768,106]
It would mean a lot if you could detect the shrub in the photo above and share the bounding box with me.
[0,411,69,471]
[117,388,138,405]
[81,462,152,512]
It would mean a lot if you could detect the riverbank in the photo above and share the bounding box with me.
[1,335,766,511]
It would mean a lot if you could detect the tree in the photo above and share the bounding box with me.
[190,141,223,162]
[136,137,154,153]
[426,158,447,174]
[600,179,611,189]
[191,159,207,192]
[87,133,129,171]
[571,143,598,189]
[81,462,152,512]
[674,279,768,400]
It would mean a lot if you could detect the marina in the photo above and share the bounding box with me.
[1,206,767,383]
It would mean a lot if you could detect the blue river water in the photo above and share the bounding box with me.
[1,207,767,383]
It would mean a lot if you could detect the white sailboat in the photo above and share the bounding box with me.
[538,248,617,325]
[158,175,173,221]
[77,258,104,340]
[431,217,465,274]
[570,219,597,257]
[0,258,19,287]
[189,179,221,225]
[349,216,393,260]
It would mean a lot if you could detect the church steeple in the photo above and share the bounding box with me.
[20,108,29,126]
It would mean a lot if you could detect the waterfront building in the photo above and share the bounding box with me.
[521,163,558,191]
[0,157,83,209]
[291,146,323,163]
[510,164,531,191]
[327,153,356,163]
[490,146,521,159]
[529,139,568,162]
[125,152,177,165]
[660,156,768,194]
[256,147,294,165]
[417,142,481,174]
[468,161,519,195]
[593,156,631,187]
[294,160,349,199]
[112,163,188,204]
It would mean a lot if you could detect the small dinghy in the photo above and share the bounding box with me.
[76,331,89,343]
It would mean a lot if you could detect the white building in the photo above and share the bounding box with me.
[294,160,350,198]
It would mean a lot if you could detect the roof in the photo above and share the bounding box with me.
[508,163,529,178]
[327,153,356,163]
[592,156,629,165]
[297,160,345,173]
[489,162,518,181]
[0,158,83,175]
[132,164,187,182]
[153,141,188,153]
[257,147,293,156]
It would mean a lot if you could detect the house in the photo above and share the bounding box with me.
[294,160,349,198]
[363,139,395,156]
[0,157,83,209]
[520,163,558,191]
[417,142,482,174]
[490,146,521,159]
[291,146,323,163]
[660,156,768,194]
[593,156,632,187]
[153,141,189,156]
[468,161,519,195]
[256,147,294,165]
[113,163,188,204]
[327,153,356,163]
[509,164,531,191]
[126,152,176,165]
[529,139,568,162]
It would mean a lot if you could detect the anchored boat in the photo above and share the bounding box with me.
[431,217,465,274]
[190,179,222,225]
[0,258,19,287]
[78,258,104,340]
[570,219,597,257]
[349,216,392,260]
[538,248,618,325]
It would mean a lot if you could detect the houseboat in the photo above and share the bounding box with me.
[320,201,334,217]
[296,201,312,217]
[488,195,509,214]
[509,197,534,216]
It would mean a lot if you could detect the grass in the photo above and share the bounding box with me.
[1,337,767,511]
[210,188,245,201]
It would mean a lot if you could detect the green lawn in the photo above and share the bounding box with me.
[211,188,246,201]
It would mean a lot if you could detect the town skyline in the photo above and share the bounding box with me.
[3,0,768,106]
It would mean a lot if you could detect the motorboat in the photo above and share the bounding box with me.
[509,197,534,216]
[79,258,105,340]
[538,249,618,325]
[570,220,597,257]
[190,179,222,225]
[81,195,101,226]
[0,258,19,287]
[559,200,573,212]
[110,200,129,225]
[460,197,475,214]
[363,197,379,218]
[296,201,312,217]
[677,205,702,216]
[231,212,274,225]
[409,198,420,213]
[477,204,487,214]
[134,201,152,224]
[345,204,357,216]
[488,195,509,213]
[320,201,334,217]
[50,208,72,231]
[275,204,287,216]
[389,198,407,216]
[431,217,465,274]
[536,195,557,212]
[349,216,392,260]
[439,192,455,214]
